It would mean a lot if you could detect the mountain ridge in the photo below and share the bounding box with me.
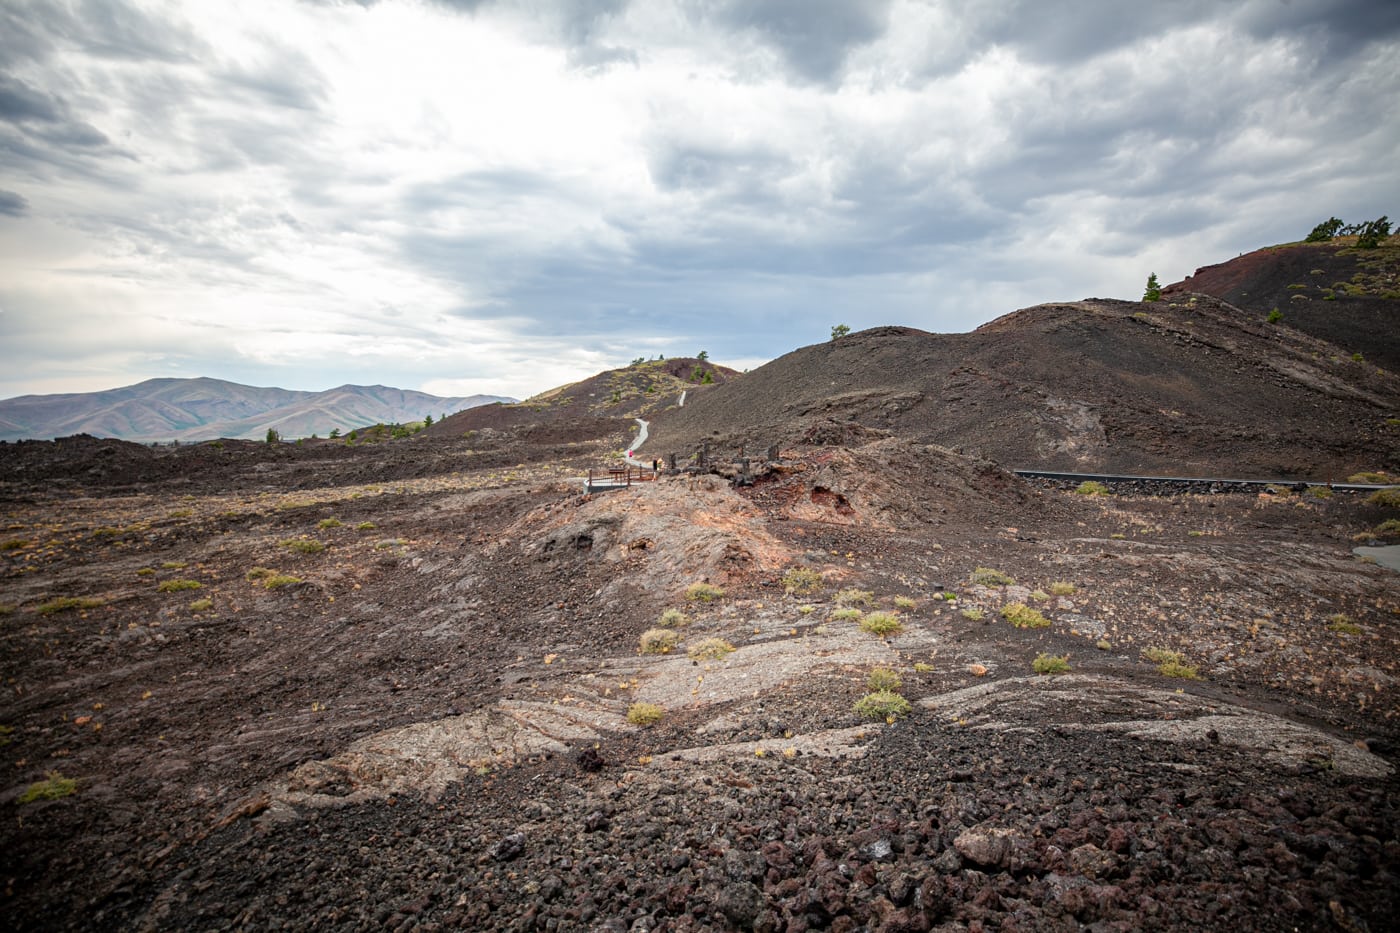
[0,376,513,443]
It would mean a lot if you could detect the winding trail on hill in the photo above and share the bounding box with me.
[623,418,649,467]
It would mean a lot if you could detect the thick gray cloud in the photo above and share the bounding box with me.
[0,0,1397,402]
[0,188,28,216]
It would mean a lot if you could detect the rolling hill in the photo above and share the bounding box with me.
[0,377,512,443]
[643,294,1400,479]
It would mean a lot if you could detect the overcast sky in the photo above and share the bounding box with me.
[2,0,1398,401]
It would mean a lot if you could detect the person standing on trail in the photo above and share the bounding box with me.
[652,458,659,475]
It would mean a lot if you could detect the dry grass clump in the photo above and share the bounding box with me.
[656,608,690,628]
[830,607,863,622]
[356,521,376,531]
[893,596,917,610]
[1049,581,1076,596]
[687,637,735,661]
[1142,647,1200,678]
[37,596,104,615]
[782,567,823,596]
[853,690,911,721]
[318,518,343,529]
[866,667,903,692]
[639,628,681,654]
[961,608,985,622]
[970,567,1015,587]
[246,567,276,581]
[1001,603,1050,628]
[1326,614,1362,635]
[263,574,302,589]
[280,538,326,554]
[626,702,664,726]
[156,579,201,592]
[1368,488,1400,508]
[859,611,901,636]
[834,588,875,607]
[1348,471,1396,483]
[190,598,213,612]
[1032,653,1071,674]
[685,582,725,603]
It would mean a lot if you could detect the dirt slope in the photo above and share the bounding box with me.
[645,297,1400,479]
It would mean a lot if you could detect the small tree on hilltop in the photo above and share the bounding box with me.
[1143,273,1162,302]
[424,413,433,427]
[265,427,280,444]
[1305,217,1344,242]
[1356,216,1392,249]
[831,323,851,340]
[697,350,709,362]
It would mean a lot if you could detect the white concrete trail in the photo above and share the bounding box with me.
[624,418,649,467]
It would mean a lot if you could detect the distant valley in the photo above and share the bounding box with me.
[0,377,514,443]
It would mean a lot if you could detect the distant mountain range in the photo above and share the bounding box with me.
[0,377,514,442]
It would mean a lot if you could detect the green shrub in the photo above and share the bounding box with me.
[1305,486,1333,499]
[1049,581,1076,596]
[1001,602,1050,628]
[263,574,302,589]
[1140,647,1182,664]
[161,560,187,570]
[190,598,213,611]
[854,690,912,721]
[1142,273,1161,302]
[831,608,863,622]
[687,638,735,661]
[1375,519,1400,536]
[18,771,77,804]
[1029,589,1050,602]
[1348,472,1395,484]
[782,567,823,596]
[859,611,902,636]
[1267,308,1284,323]
[246,567,276,581]
[157,579,201,592]
[685,582,725,603]
[356,521,376,531]
[639,628,680,654]
[1157,660,1200,679]
[1032,653,1070,675]
[318,518,342,529]
[866,667,903,692]
[627,702,664,726]
[961,608,985,622]
[1075,480,1110,496]
[280,538,326,554]
[970,567,1015,586]
[37,596,104,615]
[657,608,690,628]
[834,587,875,607]
[136,567,155,577]
[893,596,917,610]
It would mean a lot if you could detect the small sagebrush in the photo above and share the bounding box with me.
[893,596,917,610]
[685,582,725,603]
[1075,480,1110,496]
[318,518,343,529]
[961,608,985,622]
[1032,653,1071,675]
[280,538,326,554]
[356,521,377,531]
[263,574,302,589]
[831,607,863,622]
[1049,581,1076,596]
[246,567,276,581]
[627,702,664,726]
[854,690,912,721]
[190,598,213,611]
[1142,647,1199,678]
[687,637,735,661]
[1001,603,1050,628]
[866,667,903,692]
[639,628,681,654]
[859,611,901,636]
[782,567,823,596]
[157,579,201,592]
[970,567,1015,587]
